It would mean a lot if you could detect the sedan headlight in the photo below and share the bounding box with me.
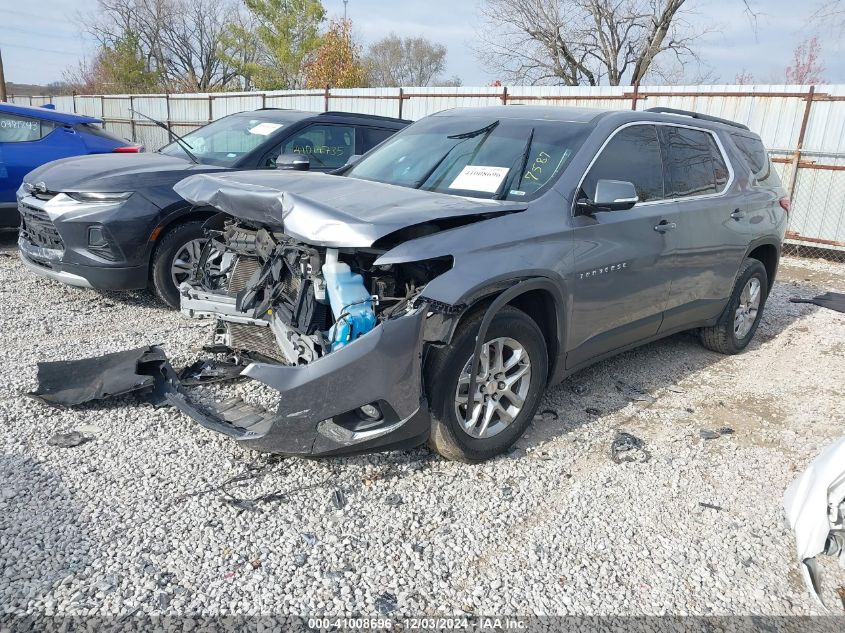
[66,191,133,203]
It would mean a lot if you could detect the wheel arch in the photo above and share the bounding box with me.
[147,206,221,277]
[745,239,780,291]
[445,277,567,386]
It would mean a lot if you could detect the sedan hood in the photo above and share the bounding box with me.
[174,170,527,248]
[25,152,226,193]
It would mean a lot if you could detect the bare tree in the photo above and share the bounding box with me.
[476,0,708,86]
[365,34,453,87]
[79,0,238,92]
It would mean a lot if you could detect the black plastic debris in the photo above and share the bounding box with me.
[28,346,175,407]
[374,592,397,615]
[331,489,347,509]
[585,407,602,416]
[178,358,246,386]
[790,292,845,314]
[46,431,90,448]
[384,493,403,507]
[700,427,735,440]
[610,431,650,464]
[615,381,657,403]
[698,502,724,511]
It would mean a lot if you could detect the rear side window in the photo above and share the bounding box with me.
[731,133,781,187]
[0,114,56,142]
[76,123,126,142]
[361,127,395,152]
[582,125,664,203]
[660,126,729,198]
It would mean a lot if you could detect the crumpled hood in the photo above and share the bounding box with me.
[174,170,527,248]
[25,153,225,193]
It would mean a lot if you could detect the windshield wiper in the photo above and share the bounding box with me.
[130,108,199,164]
[494,127,534,200]
[413,120,500,189]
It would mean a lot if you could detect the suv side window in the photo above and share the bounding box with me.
[361,127,395,153]
[581,125,664,203]
[280,123,356,169]
[0,114,56,143]
[660,126,728,198]
[731,133,781,188]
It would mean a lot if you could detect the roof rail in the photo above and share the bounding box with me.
[320,110,410,123]
[645,107,750,131]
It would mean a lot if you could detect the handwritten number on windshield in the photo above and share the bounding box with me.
[523,151,551,183]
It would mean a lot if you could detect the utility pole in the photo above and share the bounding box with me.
[0,48,7,103]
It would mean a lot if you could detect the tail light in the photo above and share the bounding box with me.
[779,197,791,213]
[112,146,143,153]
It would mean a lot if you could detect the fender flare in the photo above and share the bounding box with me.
[464,277,567,403]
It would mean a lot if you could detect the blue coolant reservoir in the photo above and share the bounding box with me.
[322,249,376,350]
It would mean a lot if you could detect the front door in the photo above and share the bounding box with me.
[566,124,679,368]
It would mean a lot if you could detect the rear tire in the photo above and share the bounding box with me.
[699,258,768,355]
[151,221,207,309]
[425,305,548,462]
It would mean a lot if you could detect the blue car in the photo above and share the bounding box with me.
[0,103,141,227]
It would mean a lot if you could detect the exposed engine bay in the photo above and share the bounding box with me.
[180,219,452,366]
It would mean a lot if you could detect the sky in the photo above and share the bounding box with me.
[1,0,843,88]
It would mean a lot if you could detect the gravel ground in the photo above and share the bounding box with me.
[1,231,844,621]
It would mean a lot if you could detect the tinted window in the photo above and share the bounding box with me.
[582,125,664,203]
[0,114,55,143]
[282,124,356,169]
[661,126,728,198]
[731,133,781,188]
[347,117,588,201]
[361,127,395,152]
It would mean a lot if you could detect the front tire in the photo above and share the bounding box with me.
[151,221,208,309]
[425,305,548,462]
[700,258,768,355]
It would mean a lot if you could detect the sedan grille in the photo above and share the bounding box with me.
[19,203,63,251]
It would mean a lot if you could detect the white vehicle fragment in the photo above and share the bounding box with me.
[783,435,845,608]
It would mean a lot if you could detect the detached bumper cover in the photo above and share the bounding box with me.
[169,308,430,456]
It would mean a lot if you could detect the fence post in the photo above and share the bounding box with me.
[501,86,508,105]
[398,88,404,119]
[165,93,172,142]
[789,85,815,202]
[630,82,640,110]
[129,95,136,142]
[72,92,77,114]
[324,85,330,112]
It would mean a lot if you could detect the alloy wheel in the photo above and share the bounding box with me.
[454,337,532,439]
[734,277,761,339]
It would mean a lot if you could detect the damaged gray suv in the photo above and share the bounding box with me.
[171,105,788,462]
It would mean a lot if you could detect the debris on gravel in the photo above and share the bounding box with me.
[45,431,90,448]
[1,233,845,619]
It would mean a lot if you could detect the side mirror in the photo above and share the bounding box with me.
[274,153,310,171]
[577,179,639,213]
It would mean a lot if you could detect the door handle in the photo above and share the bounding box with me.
[730,209,745,220]
[654,220,677,233]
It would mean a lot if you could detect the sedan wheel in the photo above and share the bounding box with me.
[170,238,207,288]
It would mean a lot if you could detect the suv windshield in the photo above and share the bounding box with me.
[346,116,590,201]
[159,113,298,166]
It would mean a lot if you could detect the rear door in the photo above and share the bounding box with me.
[657,125,749,331]
[0,113,79,203]
[567,124,681,367]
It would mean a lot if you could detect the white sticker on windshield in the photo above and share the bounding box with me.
[248,122,283,136]
[448,165,510,193]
